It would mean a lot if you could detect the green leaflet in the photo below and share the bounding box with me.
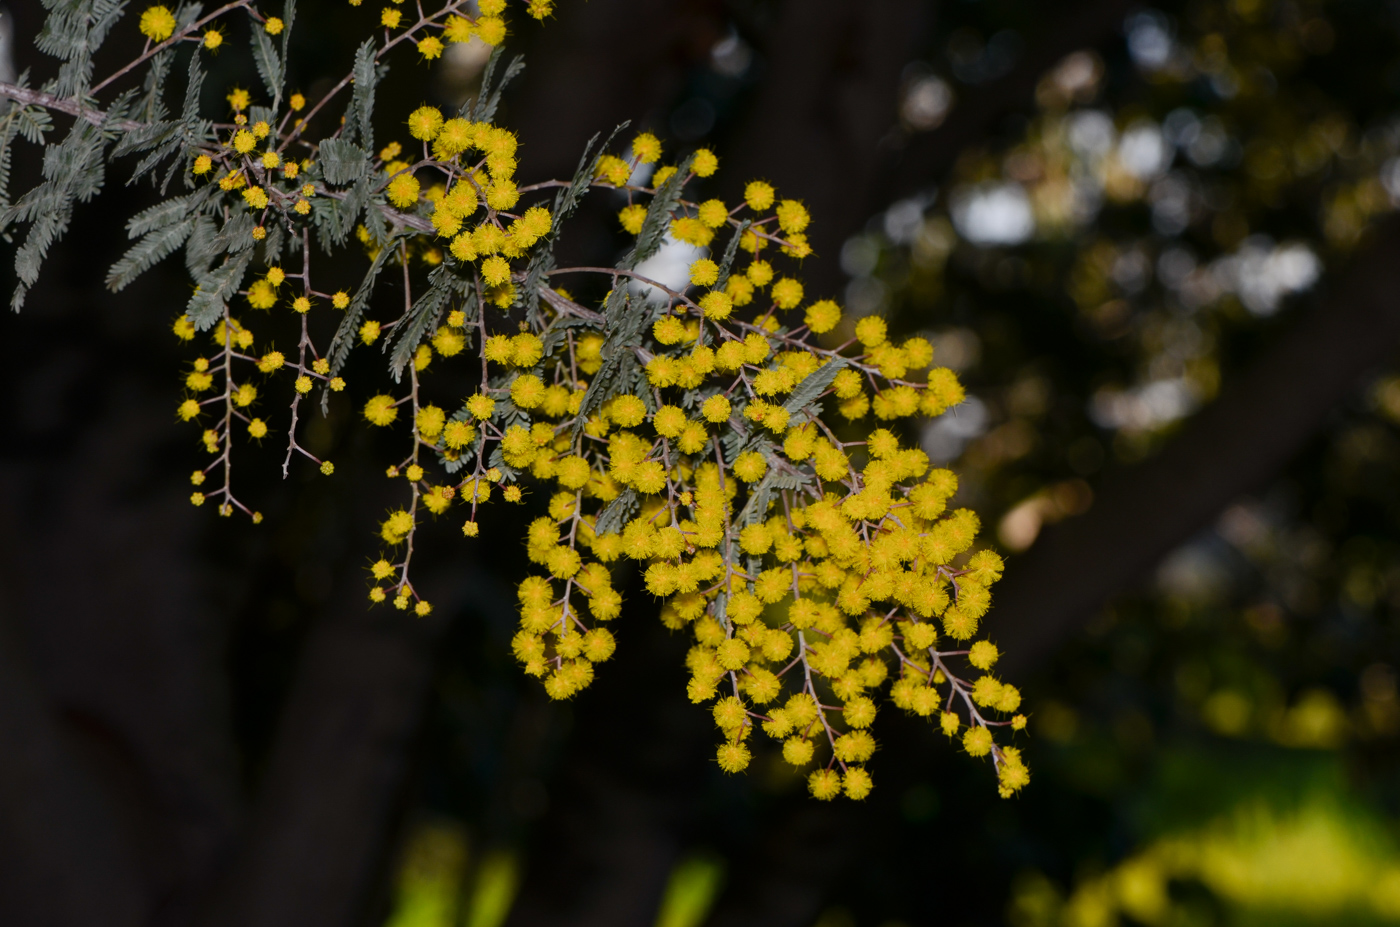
[388,265,471,380]
[574,287,649,432]
[211,209,257,254]
[468,48,524,123]
[187,250,254,330]
[279,0,298,87]
[739,451,810,527]
[594,489,640,536]
[347,39,377,150]
[326,234,409,376]
[0,78,54,242]
[713,219,751,290]
[625,152,695,270]
[6,118,108,310]
[518,122,629,327]
[551,123,629,231]
[251,26,284,107]
[38,0,126,98]
[784,357,848,418]
[319,138,370,186]
[107,215,197,291]
[184,214,219,278]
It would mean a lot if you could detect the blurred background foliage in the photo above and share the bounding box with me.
[7,0,1400,925]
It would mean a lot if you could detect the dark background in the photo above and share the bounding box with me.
[5,1,1400,925]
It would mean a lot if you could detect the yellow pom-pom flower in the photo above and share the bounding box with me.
[855,315,888,347]
[417,36,445,60]
[692,148,719,177]
[808,768,842,800]
[407,106,443,141]
[701,395,731,423]
[963,726,993,757]
[776,199,810,234]
[699,291,732,320]
[689,258,719,287]
[386,172,421,208]
[746,260,774,287]
[732,451,767,482]
[744,180,775,211]
[770,277,804,310]
[139,5,177,41]
[697,199,729,228]
[363,395,399,426]
[632,132,663,164]
[804,299,841,333]
[476,15,506,45]
[443,15,473,42]
[968,640,1000,670]
[843,767,873,800]
[618,204,647,235]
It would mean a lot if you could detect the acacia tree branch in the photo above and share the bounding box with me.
[0,81,143,131]
[997,217,1400,677]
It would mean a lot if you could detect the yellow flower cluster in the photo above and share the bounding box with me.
[153,0,1026,799]
[354,126,1024,798]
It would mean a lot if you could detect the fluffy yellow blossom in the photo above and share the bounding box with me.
[408,106,443,140]
[776,199,810,233]
[443,15,473,42]
[477,15,506,45]
[804,299,841,333]
[744,180,775,211]
[697,199,728,228]
[632,133,662,164]
[618,204,646,235]
[386,172,421,208]
[689,259,719,287]
[771,277,803,310]
[139,5,177,41]
[364,395,399,426]
[692,148,718,177]
[417,36,445,59]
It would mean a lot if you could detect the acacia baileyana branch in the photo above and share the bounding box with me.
[5,0,1031,803]
[0,82,143,131]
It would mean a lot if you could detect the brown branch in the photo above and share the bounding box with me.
[0,81,143,132]
[996,217,1400,677]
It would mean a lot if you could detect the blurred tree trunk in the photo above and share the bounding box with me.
[997,218,1400,676]
[0,278,239,926]
[201,600,447,927]
[721,0,930,298]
